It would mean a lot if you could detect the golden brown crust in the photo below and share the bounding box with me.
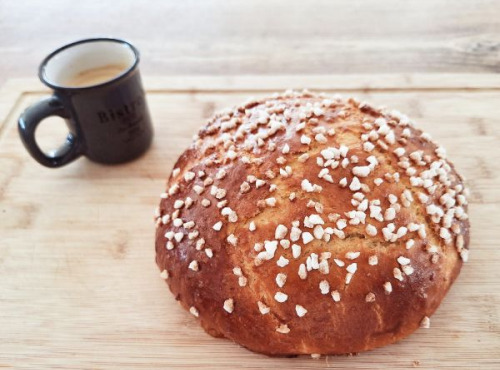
[154,91,470,356]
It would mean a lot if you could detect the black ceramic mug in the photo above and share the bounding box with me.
[18,38,153,167]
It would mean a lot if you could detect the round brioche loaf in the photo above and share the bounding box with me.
[154,91,470,356]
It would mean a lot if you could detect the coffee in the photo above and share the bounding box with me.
[61,64,128,88]
[18,38,153,168]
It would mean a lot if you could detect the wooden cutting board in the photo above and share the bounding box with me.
[1,75,499,369]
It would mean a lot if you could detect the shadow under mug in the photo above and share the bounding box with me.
[18,37,154,168]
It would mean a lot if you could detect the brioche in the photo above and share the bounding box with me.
[154,91,469,356]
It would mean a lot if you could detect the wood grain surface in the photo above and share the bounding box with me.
[1,0,500,87]
[0,75,500,369]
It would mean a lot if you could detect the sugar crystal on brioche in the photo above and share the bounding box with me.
[155,90,470,355]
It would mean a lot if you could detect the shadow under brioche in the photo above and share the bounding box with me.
[154,91,470,356]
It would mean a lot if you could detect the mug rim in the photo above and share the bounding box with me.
[38,37,140,91]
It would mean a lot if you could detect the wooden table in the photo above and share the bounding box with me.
[1,74,499,368]
[1,0,500,87]
[2,1,500,367]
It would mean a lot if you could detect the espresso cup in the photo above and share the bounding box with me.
[18,37,153,167]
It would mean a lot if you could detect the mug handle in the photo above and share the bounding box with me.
[18,95,83,168]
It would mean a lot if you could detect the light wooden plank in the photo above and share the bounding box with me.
[1,0,500,88]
